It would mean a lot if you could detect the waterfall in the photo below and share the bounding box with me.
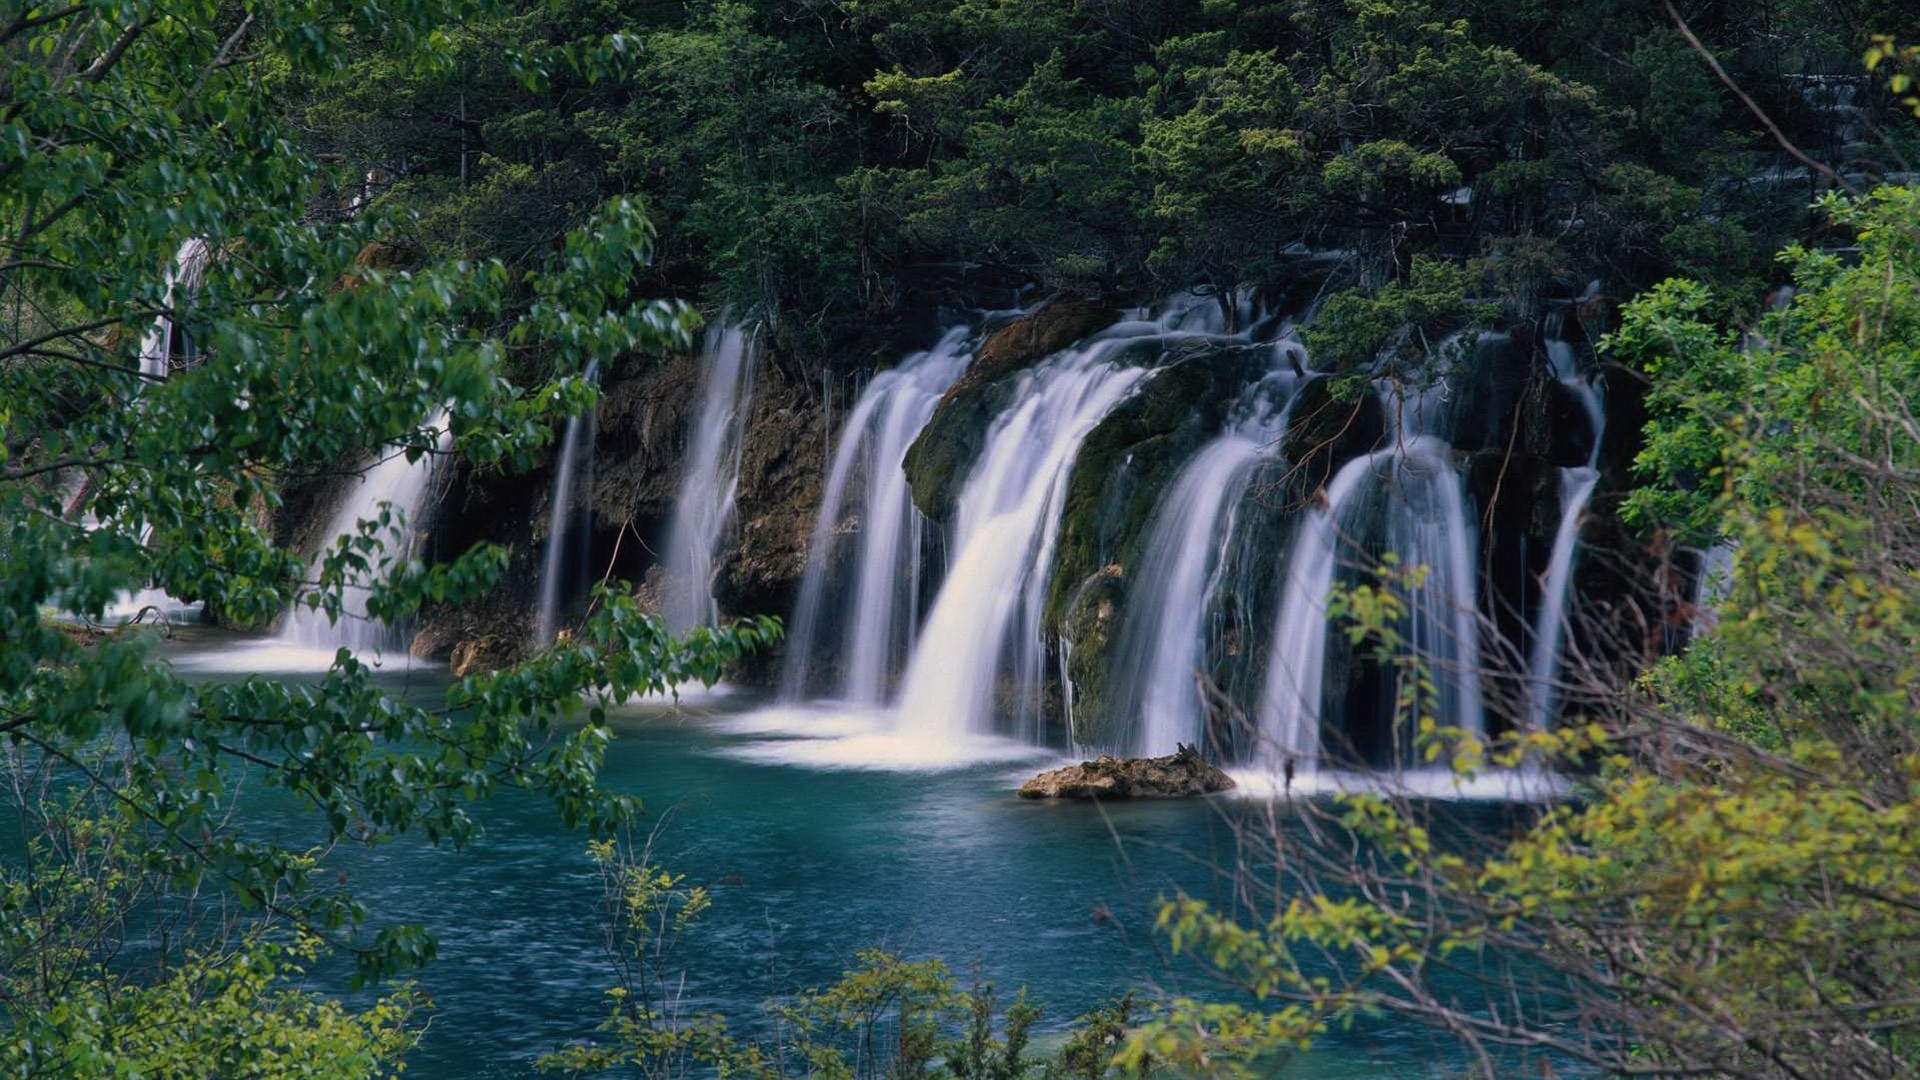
[1525,468,1599,727]
[1525,322,1607,729]
[89,240,215,625]
[279,409,454,655]
[892,338,1152,742]
[1692,542,1737,628]
[1258,434,1484,770]
[781,327,973,703]
[1260,452,1379,766]
[138,239,210,381]
[660,323,759,633]
[533,359,602,646]
[1110,367,1302,756]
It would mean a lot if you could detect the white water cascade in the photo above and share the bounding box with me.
[660,323,759,633]
[533,360,602,646]
[1110,365,1303,756]
[1258,428,1485,771]
[138,239,210,381]
[90,240,216,626]
[781,327,973,703]
[892,335,1153,742]
[1525,322,1606,729]
[279,409,454,656]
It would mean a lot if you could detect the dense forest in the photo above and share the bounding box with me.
[291,0,1913,355]
[5,0,1920,1077]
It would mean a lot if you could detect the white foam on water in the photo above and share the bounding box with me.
[1224,765,1571,803]
[165,640,440,675]
[713,703,1051,771]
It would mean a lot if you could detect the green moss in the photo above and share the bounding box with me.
[902,300,1119,521]
[1045,343,1273,637]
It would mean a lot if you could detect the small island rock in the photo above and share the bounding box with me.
[1018,744,1235,799]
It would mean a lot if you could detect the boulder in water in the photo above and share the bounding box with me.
[1017,745,1235,799]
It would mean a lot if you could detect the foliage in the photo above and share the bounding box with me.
[1297,257,1495,374]
[1125,185,1920,1078]
[1616,185,1920,539]
[1867,37,1920,118]
[284,0,1915,361]
[1,1,773,1072]
[0,794,421,1076]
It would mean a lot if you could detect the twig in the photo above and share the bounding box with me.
[1662,0,1859,196]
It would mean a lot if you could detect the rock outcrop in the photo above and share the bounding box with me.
[1017,745,1235,799]
[1280,375,1388,500]
[903,298,1118,520]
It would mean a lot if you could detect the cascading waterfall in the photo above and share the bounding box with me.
[781,327,973,703]
[94,239,215,624]
[533,359,602,646]
[279,409,454,655]
[1110,364,1303,757]
[1258,426,1485,770]
[660,323,758,633]
[744,287,1610,776]
[1525,320,1606,729]
[138,239,210,381]
[1260,452,1380,766]
[892,335,1153,742]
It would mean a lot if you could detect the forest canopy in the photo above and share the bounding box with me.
[292,0,1916,355]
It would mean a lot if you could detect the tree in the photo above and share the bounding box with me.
[1,1,773,1069]
[1124,185,1920,1079]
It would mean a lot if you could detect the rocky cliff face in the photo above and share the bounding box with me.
[402,330,835,675]
[714,355,828,623]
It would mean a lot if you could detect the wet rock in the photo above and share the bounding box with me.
[1058,565,1126,741]
[962,298,1120,392]
[904,299,1119,520]
[447,634,520,677]
[1281,375,1388,500]
[412,600,532,672]
[1536,379,1602,467]
[352,240,425,273]
[1017,744,1236,799]
[714,350,827,622]
[1047,343,1274,627]
[591,350,706,539]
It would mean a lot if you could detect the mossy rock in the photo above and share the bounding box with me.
[1535,379,1602,467]
[903,299,1119,521]
[1044,343,1275,635]
[1436,330,1530,453]
[1280,375,1388,501]
[1059,564,1126,748]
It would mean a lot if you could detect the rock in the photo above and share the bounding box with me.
[960,298,1120,395]
[1057,565,1126,737]
[412,599,532,671]
[353,240,425,272]
[1280,375,1388,501]
[1046,342,1273,628]
[1017,744,1236,799]
[1439,330,1529,454]
[714,351,827,621]
[447,634,519,677]
[903,298,1119,520]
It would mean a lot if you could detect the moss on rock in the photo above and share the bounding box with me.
[1280,375,1388,500]
[1046,343,1276,743]
[902,299,1119,521]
